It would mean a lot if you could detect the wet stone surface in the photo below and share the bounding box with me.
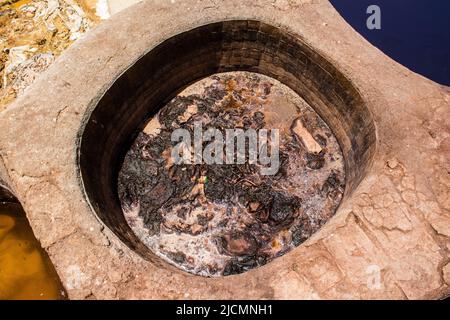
[118,72,345,276]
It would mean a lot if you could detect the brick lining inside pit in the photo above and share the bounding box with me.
[118,72,345,276]
[79,20,376,266]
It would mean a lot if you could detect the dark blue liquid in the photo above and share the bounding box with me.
[330,0,450,86]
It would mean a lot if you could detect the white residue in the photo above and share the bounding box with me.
[96,0,111,20]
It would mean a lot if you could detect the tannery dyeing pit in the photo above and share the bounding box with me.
[3,1,448,299]
[118,72,345,276]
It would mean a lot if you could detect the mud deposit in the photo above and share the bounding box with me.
[118,72,345,276]
[0,0,100,110]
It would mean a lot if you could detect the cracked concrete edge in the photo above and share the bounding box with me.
[0,152,15,200]
[0,156,9,189]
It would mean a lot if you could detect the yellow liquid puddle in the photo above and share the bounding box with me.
[0,202,65,300]
[10,0,32,9]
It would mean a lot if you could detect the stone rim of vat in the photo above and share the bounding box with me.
[0,0,448,299]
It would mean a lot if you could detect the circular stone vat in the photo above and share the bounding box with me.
[79,20,376,273]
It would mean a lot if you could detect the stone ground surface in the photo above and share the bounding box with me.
[0,0,449,299]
